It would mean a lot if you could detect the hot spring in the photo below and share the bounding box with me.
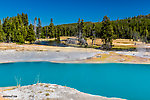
[0,62,150,100]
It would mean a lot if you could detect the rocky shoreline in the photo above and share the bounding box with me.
[0,83,126,100]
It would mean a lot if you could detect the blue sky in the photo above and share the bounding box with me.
[0,0,150,26]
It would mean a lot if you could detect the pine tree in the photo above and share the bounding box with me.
[49,18,55,38]
[21,26,27,41]
[37,18,41,39]
[16,31,25,44]
[26,24,36,43]
[56,27,61,42]
[5,18,12,43]
[141,27,149,43]
[10,22,16,42]
[80,19,86,38]
[0,20,5,42]
[34,17,37,37]
[90,23,96,45]
[101,16,114,49]
[21,13,28,26]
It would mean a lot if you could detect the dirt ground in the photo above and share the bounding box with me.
[84,52,150,64]
[0,37,150,64]
[53,51,150,64]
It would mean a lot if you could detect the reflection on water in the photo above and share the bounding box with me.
[35,40,67,47]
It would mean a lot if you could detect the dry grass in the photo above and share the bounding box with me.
[32,36,145,50]
[58,36,143,49]
[2,88,16,91]
[83,52,150,64]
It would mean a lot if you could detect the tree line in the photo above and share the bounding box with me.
[0,13,36,44]
[0,13,150,48]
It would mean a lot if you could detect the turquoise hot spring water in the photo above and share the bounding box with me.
[0,62,150,100]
